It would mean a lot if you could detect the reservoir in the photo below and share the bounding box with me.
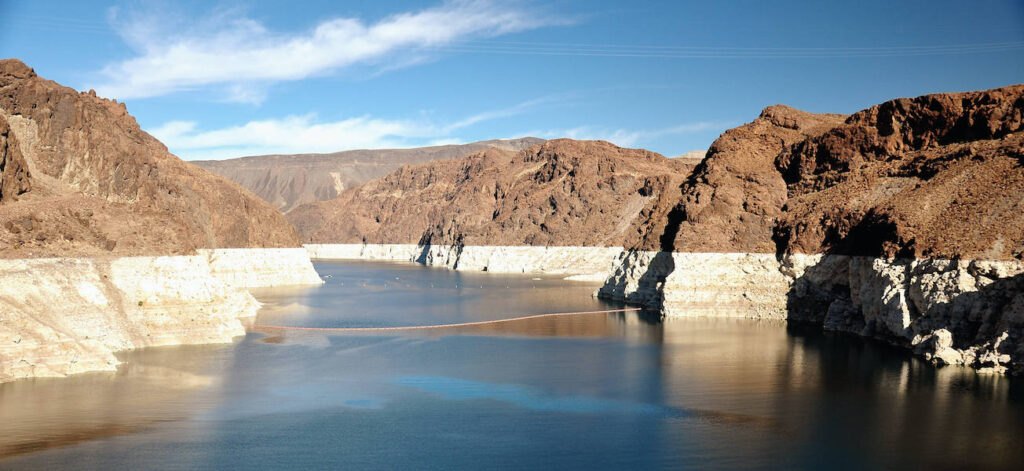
[2,261,1024,470]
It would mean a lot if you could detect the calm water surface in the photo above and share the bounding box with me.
[2,260,1024,470]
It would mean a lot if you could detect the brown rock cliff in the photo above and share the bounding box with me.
[0,58,302,258]
[288,139,695,247]
[775,85,1024,259]
[194,138,545,212]
[626,105,846,252]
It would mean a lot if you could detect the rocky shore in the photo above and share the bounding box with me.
[306,243,621,280]
[294,83,1024,374]
[0,248,321,383]
[0,59,323,383]
[598,250,1024,373]
[311,241,1024,374]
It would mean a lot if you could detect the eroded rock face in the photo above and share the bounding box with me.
[0,58,303,258]
[784,256,1024,373]
[626,105,847,252]
[601,84,1024,373]
[0,59,323,383]
[0,116,31,203]
[775,85,1024,259]
[289,139,696,248]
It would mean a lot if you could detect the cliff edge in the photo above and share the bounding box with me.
[0,58,303,258]
[0,59,321,383]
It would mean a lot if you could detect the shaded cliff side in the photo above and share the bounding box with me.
[194,138,544,212]
[0,58,303,258]
[607,84,1024,373]
[289,139,697,247]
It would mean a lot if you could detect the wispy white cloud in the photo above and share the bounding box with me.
[523,121,735,148]
[94,1,560,102]
[149,115,424,159]
[445,96,560,131]
[150,97,552,159]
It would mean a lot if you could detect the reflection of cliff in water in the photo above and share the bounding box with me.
[655,318,1024,470]
[0,343,238,459]
[255,309,664,344]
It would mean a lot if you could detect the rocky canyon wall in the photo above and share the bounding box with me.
[294,83,1024,374]
[597,84,1024,373]
[0,59,324,383]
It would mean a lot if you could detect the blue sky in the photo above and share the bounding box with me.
[2,0,1023,160]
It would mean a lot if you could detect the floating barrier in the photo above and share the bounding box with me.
[252,307,642,332]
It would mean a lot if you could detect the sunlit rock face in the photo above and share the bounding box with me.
[288,139,697,249]
[0,60,324,383]
[598,251,1024,374]
[194,138,546,212]
[599,84,1024,374]
[0,59,306,258]
[305,243,621,279]
[0,248,323,383]
[243,76,1024,377]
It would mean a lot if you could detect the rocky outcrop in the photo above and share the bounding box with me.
[200,248,323,288]
[0,248,321,383]
[289,139,696,248]
[628,105,847,253]
[0,58,303,258]
[599,251,792,317]
[598,250,1024,373]
[194,138,545,212]
[0,116,31,203]
[599,84,1024,374]
[0,59,323,383]
[775,85,1024,260]
[783,255,1024,373]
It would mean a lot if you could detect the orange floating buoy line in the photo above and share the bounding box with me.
[251,307,643,333]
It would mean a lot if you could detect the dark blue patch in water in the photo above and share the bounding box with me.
[394,375,677,416]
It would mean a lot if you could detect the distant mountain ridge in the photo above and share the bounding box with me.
[287,139,697,247]
[194,137,545,212]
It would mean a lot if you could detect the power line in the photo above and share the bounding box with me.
[430,41,1024,59]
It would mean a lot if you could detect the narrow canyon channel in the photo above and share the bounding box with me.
[3,261,1024,470]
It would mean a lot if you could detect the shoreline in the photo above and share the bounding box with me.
[309,243,1024,374]
[0,248,322,383]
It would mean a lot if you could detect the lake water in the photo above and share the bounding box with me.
[2,260,1024,470]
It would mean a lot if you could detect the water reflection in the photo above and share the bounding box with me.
[253,310,664,345]
[2,261,1024,470]
[0,343,237,459]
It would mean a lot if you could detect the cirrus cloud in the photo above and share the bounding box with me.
[522,121,737,148]
[149,96,558,160]
[93,1,561,102]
